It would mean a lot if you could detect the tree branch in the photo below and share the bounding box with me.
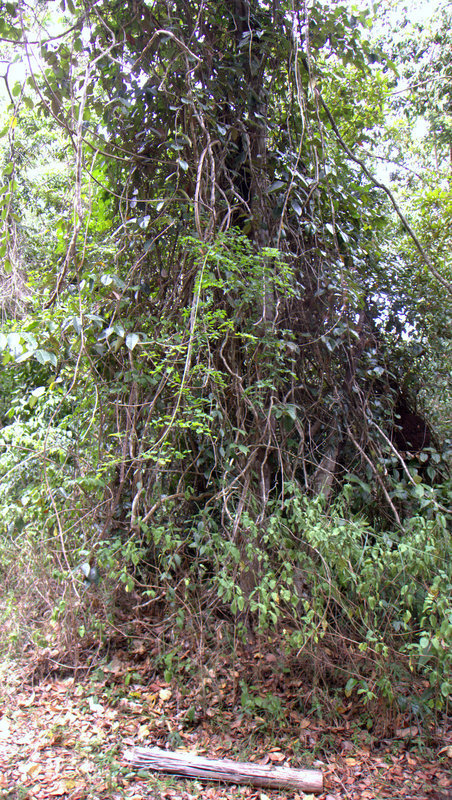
[315,89,452,295]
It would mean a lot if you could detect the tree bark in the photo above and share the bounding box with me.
[124,747,324,793]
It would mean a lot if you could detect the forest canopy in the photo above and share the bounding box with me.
[0,0,450,713]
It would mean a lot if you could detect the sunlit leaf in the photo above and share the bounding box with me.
[125,333,140,350]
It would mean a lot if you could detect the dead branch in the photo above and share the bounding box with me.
[124,747,323,793]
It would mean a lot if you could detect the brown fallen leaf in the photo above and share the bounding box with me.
[268,751,285,762]
[138,724,153,738]
[0,716,11,739]
[20,761,42,779]
[395,726,418,738]
[19,692,36,707]
[106,655,125,675]
[46,780,71,796]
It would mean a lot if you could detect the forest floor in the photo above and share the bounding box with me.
[0,639,451,800]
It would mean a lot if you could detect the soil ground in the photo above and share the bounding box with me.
[0,645,450,800]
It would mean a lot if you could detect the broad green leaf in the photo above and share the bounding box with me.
[15,349,34,363]
[71,316,82,334]
[31,386,46,398]
[35,349,57,366]
[125,333,140,350]
[268,180,285,193]
[7,331,21,357]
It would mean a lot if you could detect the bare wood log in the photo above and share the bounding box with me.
[124,746,323,793]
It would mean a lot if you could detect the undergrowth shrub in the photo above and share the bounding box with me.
[0,230,449,718]
[129,479,451,713]
[278,484,451,710]
[0,391,450,716]
[0,360,116,661]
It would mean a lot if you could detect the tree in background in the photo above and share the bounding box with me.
[376,1,452,451]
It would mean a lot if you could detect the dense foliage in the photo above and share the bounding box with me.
[0,0,450,719]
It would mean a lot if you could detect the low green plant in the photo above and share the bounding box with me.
[240,680,285,726]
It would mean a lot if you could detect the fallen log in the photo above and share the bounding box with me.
[124,746,323,793]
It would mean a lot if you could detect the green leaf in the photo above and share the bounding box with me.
[31,386,46,398]
[125,333,140,351]
[15,349,34,363]
[71,316,82,335]
[7,331,21,357]
[285,404,298,421]
[35,349,57,366]
[268,180,286,193]
[236,443,250,454]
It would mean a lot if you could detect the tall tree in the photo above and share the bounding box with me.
[2,0,450,533]
[0,0,450,703]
